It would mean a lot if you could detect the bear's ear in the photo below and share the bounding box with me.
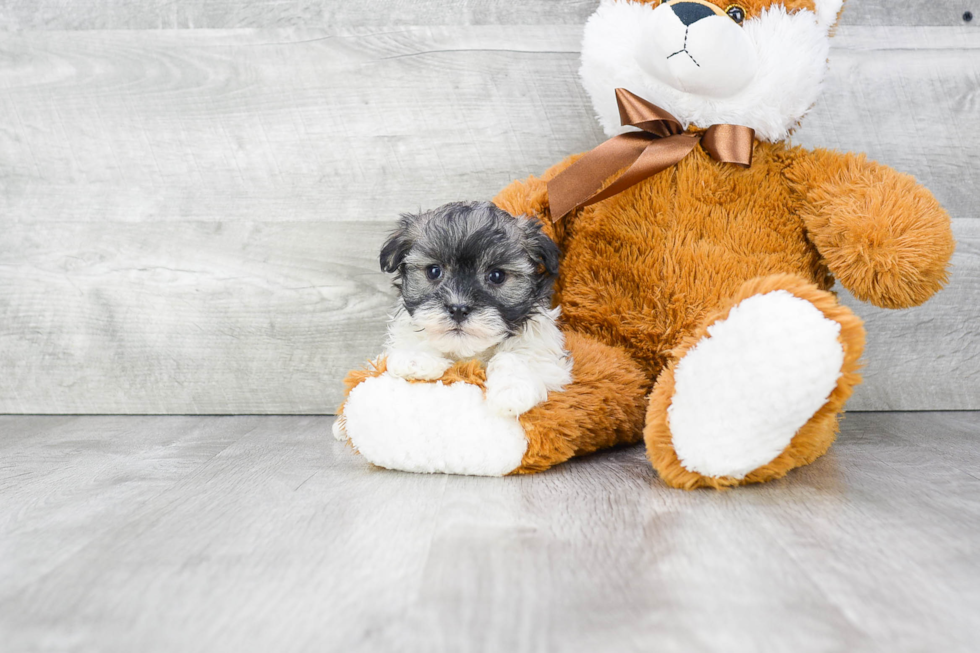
[813,0,845,31]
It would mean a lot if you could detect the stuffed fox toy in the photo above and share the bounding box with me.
[336,0,954,488]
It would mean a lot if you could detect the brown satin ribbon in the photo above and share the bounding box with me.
[547,88,755,222]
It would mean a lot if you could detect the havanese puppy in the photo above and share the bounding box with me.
[379,201,573,417]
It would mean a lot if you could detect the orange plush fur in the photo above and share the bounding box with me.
[339,0,954,487]
[492,137,951,486]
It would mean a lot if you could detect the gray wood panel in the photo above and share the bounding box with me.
[0,27,595,225]
[0,0,976,30]
[1,220,977,413]
[1,413,979,651]
[2,27,979,225]
[0,221,394,413]
[1,25,978,413]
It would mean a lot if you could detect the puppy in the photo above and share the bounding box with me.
[379,201,573,417]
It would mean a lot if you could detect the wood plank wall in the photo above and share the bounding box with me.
[0,2,977,414]
[0,1,974,29]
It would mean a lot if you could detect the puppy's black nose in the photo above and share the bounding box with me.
[447,304,471,324]
[671,2,716,26]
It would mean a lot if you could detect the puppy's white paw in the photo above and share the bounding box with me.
[486,374,548,417]
[386,350,453,381]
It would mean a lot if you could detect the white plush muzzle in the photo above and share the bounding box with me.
[637,2,757,98]
[581,0,844,141]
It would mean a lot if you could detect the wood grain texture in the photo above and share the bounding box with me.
[0,0,976,30]
[0,221,394,413]
[0,25,978,413]
[0,415,248,599]
[1,413,978,652]
[2,27,979,224]
[1,220,976,413]
[0,27,595,225]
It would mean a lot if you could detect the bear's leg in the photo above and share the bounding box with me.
[511,331,650,474]
[644,274,865,489]
[336,332,649,476]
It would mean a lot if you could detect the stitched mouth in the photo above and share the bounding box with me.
[667,48,700,67]
[666,27,700,67]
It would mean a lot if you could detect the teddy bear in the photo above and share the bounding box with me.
[334,0,955,489]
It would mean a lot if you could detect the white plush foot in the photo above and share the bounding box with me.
[385,350,453,381]
[667,290,845,479]
[341,373,527,476]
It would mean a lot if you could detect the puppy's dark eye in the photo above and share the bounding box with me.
[425,264,442,281]
[726,4,745,24]
[487,269,506,285]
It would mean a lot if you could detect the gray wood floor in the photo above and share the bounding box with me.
[1,412,978,652]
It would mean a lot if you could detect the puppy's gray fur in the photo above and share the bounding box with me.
[380,201,573,417]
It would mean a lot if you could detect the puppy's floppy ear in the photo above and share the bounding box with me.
[520,217,561,277]
[379,213,420,273]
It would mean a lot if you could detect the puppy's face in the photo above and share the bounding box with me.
[380,202,560,357]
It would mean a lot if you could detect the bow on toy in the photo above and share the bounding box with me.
[547,88,755,222]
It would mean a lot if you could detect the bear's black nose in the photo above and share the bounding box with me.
[447,304,471,323]
[671,2,716,26]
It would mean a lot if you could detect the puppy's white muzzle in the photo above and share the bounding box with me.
[637,1,757,99]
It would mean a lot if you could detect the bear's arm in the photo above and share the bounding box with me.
[786,147,955,309]
[493,153,587,249]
